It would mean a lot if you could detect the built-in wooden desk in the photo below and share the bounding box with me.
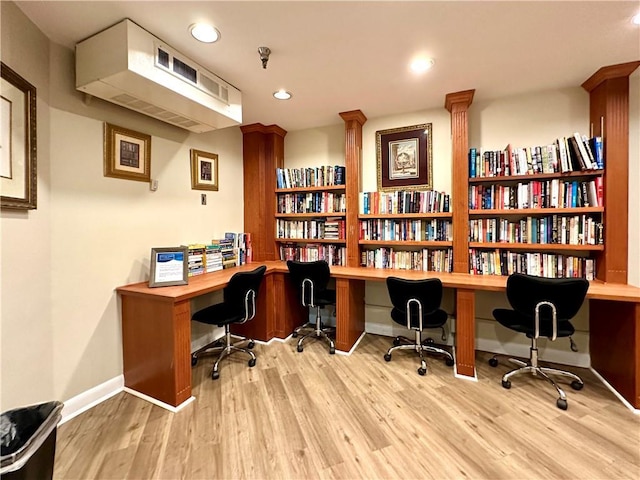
[117,262,640,410]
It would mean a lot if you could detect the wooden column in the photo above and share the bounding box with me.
[339,110,367,268]
[445,90,476,378]
[582,61,639,284]
[583,61,640,408]
[445,90,475,274]
[236,123,287,341]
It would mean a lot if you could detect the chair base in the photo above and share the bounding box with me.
[191,325,256,379]
[292,306,335,354]
[384,332,454,376]
[490,346,584,410]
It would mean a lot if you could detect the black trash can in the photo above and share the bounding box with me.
[0,401,64,480]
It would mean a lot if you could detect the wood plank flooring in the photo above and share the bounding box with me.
[54,334,640,479]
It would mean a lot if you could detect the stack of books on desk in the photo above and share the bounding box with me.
[217,236,237,269]
[205,243,223,273]
[186,244,206,276]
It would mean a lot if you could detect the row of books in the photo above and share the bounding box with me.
[360,219,452,242]
[360,248,453,272]
[469,178,603,210]
[469,249,595,280]
[469,215,604,245]
[276,165,346,189]
[184,233,253,276]
[278,243,347,266]
[276,218,346,240]
[276,192,346,214]
[359,190,451,215]
[469,133,603,178]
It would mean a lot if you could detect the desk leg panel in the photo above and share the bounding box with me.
[273,273,307,338]
[590,300,639,409]
[455,289,476,377]
[231,279,270,342]
[335,278,365,352]
[121,296,191,407]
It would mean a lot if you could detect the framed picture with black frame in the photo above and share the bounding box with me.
[376,123,433,192]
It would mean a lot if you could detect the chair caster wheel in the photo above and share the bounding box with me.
[191,355,198,367]
[248,358,256,368]
[292,332,298,338]
[489,357,498,367]
[501,379,511,389]
[423,337,435,345]
[445,357,455,367]
[247,340,255,349]
[571,380,584,391]
[557,398,568,410]
[417,367,426,376]
[383,353,391,362]
[329,346,336,355]
[392,338,401,347]
[212,370,220,380]
[297,345,303,353]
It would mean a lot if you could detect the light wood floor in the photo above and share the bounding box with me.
[54,334,640,479]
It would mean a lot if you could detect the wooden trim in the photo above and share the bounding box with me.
[469,207,604,216]
[359,240,452,247]
[445,90,475,273]
[469,242,604,252]
[340,109,367,268]
[335,278,365,351]
[276,185,346,193]
[275,213,346,218]
[240,123,288,137]
[581,61,640,93]
[275,238,346,244]
[359,212,452,219]
[468,170,603,183]
[455,289,476,377]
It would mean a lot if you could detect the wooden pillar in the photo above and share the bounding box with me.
[582,61,639,284]
[583,61,640,408]
[445,90,475,274]
[339,110,367,268]
[236,123,287,341]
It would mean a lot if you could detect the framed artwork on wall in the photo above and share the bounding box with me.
[190,149,218,191]
[104,123,151,182]
[1,62,37,209]
[376,123,433,192]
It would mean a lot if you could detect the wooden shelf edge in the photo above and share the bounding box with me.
[468,170,604,183]
[275,185,346,193]
[275,238,346,244]
[358,212,452,219]
[359,240,453,247]
[469,242,604,251]
[275,213,346,218]
[469,207,604,215]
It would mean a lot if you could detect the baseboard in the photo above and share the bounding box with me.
[122,388,195,413]
[589,368,640,415]
[59,375,124,425]
[335,331,366,356]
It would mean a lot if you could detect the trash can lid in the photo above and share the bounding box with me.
[0,401,63,474]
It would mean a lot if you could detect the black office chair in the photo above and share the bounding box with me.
[489,273,588,410]
[286,260,336,354]
[190,265,266,379]
[383,277,454,376]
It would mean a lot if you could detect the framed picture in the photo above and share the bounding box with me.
[190,149,218,191]
[1,62,37,210]
[376,123,433,192]
[104,123,151,182]
[149,246,189,288]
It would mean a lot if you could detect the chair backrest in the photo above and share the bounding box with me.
[223,265,267,321]
[506,273,588,321]
[286,260,331,307]
[386,277,443,321]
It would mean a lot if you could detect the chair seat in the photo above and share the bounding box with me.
[493,308,575,338]
[192,302,245,327]
[390,307,448,330]
[316,289,336,306]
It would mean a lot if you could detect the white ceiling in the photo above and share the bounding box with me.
[14,1,640,132]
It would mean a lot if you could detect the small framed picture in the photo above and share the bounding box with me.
[149,246,189,288]
[104,123,151,182]
[376,123,433,192]
[190,149,218,191]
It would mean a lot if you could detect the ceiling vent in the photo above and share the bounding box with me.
[75,19,241,132]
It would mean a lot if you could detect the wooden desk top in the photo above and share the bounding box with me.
[117,261,640,303]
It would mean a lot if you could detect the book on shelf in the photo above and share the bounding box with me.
[183,243,206,277]
[276,165,346,189]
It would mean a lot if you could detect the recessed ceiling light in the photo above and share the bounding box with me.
[273,90,292,100]
[410,58,435,73]
[189,23,220,43]
[633,13,640,25]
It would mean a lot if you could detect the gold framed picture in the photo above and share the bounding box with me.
[104,122,151,182]
[1,62,37,209]
[190,149,218,191]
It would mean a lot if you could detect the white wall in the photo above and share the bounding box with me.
[1,2,243,410]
